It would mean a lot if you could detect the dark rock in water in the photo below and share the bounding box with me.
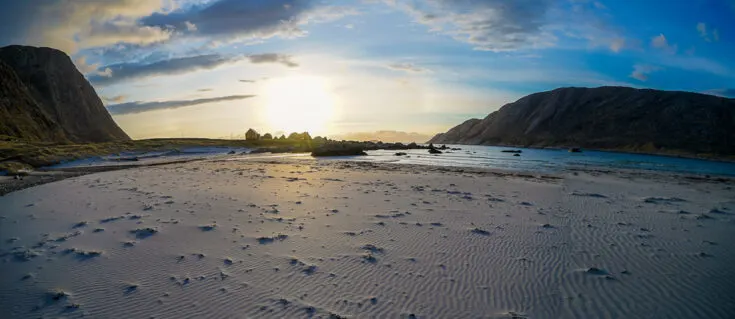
[513,153,520,156]
[394,152,407,156]
[311,145,367,157]
[428,143,443,154]
[0,45,129,142]
[569,147,582,153]
[501,149,522,153]
[428,86,735,157]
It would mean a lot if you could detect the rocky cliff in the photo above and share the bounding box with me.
[0,45,129,142]
[429,86,735,156]
[0,60,67,141]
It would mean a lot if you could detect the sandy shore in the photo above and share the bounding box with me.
[1,158,734,318]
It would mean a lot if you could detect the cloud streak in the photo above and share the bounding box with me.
[107,95,256,115]
[89,54,244,86]
[387,63,429,73]
[248,53,298,68]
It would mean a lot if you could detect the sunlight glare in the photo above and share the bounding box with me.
[264,76,336,134]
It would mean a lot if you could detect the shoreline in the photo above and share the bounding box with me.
[2,153,733,197]
[437,142,735,164]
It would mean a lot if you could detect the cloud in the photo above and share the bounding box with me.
[609,37,625,53]
[239,79,256,83]
[387,0,555,52]
[0,0,173,53]
[651,33,677,54]
[141,0,358,43]
[387,63,429,73]
[197,88,213,92]
[88,54,244,86]
[248,53,299,68]
[107,95,256,115]
[0,0,357,53]
[101,95,127,104]
[696,22,719,42]
[629,64,661,82]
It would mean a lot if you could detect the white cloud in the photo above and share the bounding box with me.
[610,37,625,53]
[651,33,677,54]
[695,22,719,42]
[629,64,661,82]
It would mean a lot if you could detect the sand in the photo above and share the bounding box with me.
[1,158,734,318]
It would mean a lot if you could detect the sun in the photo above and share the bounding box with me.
[263,75,336,134]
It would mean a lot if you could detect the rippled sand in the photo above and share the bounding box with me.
[1,159,734,318]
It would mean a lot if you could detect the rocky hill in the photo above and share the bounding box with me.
[0,45,129,142]
[429,86,735,156]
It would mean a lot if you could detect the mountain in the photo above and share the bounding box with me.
[429,86,735,156]
[331,130,434,143]
[0,60,67,142]
[0,45,129,142]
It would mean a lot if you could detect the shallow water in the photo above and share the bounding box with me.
[354,145,735,177]
[48,144,735,177]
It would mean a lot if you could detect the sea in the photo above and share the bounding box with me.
[46,145,735,177]
[351,145,735,177]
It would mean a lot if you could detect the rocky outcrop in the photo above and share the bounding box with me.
[0,45,129,142]
[429,86,735,156]
[0,60,66,141]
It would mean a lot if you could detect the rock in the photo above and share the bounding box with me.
[311,145,367,157]
[0,45,129,142]
[428,143,442,154]
[394,152,407,156]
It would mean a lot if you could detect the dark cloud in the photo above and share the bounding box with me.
[390,0,553,51]
[197,88,213,92]
[89,54,243,86]
[141,0,356,42]
[107,95,256,115]
[248,53,298,68]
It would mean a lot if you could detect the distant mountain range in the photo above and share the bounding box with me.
[0,45,129,143]
[429,86,735,157]
[332,131,433,143]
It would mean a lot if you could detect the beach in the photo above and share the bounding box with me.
[1,158,734,318]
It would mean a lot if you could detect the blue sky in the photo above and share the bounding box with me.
[1,0,733,140]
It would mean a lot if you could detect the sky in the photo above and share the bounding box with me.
[0,0,734,141]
